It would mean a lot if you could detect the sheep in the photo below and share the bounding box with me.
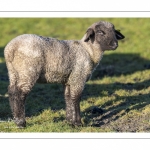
[4,21,125,128]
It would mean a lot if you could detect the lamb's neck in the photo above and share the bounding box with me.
[81,40,104,66]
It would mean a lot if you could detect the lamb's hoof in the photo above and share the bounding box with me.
[14,118,26,128]
[71,121,83,128]
[74,122,83,127]
[66,117,83,127]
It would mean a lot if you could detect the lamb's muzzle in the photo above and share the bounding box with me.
[4,21,125,128]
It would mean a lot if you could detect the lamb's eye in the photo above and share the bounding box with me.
[97,30,105,35]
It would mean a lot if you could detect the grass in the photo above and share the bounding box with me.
[0,18,150,132]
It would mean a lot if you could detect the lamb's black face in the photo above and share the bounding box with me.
[95,24,118,50]
[84,21,125,51]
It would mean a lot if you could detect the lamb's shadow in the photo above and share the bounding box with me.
[1,48,150,125]
[0,47,10,120]
[91,53,150,80]
[82,79,150,126]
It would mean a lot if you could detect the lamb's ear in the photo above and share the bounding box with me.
[115,30,125,40]
[84,28,95,42]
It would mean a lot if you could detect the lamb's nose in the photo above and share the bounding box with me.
[114,42,118,47]
[110,41,118,50]
[109,41,118,48]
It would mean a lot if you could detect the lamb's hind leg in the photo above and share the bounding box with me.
[8,76,37,128]
[8,85,27,128]
[7,63,27,128]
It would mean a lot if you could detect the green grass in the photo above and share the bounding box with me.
[0,18,150,132]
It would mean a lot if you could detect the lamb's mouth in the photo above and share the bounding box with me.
[112,45,118,50]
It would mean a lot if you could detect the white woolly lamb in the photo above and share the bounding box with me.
[4,21,125,128]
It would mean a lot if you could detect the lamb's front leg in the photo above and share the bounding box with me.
[64,84,82,126]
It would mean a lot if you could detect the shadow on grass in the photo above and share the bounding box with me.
[0,47,11,120]
[82,80,150,127]
[0,47,150,127]
[1,78,150,126]
[91,53,150,79]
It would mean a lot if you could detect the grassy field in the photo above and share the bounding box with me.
[0,18,150,132]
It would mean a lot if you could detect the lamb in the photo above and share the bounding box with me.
[4,21,125,128]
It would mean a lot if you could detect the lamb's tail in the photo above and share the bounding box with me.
[4,40,17,63]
